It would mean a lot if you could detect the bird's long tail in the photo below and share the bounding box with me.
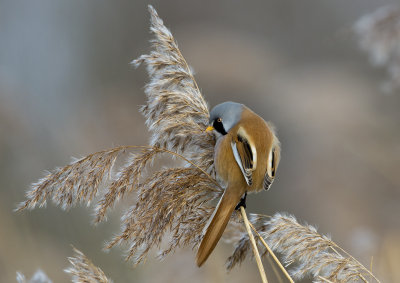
[196,186,243,267]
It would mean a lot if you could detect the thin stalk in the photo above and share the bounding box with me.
[248,221,295,283]
[318,276,335,283]
[370,256,374,282]
[266,255,284,283]
[240,206,268,283]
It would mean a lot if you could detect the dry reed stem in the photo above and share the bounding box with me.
[240,206,268,283]
[65,247,112,283]
[249,221,295,283]
[370,256,374,281]
[318,276,335,283]
[267,256,285,283]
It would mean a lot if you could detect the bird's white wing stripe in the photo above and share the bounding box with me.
[237,127,257,170]
[231,142,252,186]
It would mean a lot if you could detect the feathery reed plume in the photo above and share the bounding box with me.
[17,4,223,265]
[96,4,225,263]
[133,5,215,171]
[16,270,52,283]
[106,167,222,264]
[354,5,400,93]
[16,147,125,211]
[228,213,380,282]
[94,147,160,222]
[65,247,112,283]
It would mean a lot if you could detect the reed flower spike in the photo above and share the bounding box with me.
[17,4,222,266]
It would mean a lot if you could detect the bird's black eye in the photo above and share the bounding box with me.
[213,118,227,135]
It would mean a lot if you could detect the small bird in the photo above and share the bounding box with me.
[196,101,280,267]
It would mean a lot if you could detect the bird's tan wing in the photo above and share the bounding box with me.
[231,132,256,186]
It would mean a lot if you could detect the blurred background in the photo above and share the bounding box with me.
[1,0,400,282]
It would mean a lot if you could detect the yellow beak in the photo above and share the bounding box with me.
[205,126,214,132]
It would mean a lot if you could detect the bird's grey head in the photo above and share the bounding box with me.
[208,102,244,136]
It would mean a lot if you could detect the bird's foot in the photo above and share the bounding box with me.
[235,192,247,210]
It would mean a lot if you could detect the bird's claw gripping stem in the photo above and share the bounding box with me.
[235,192,247,210]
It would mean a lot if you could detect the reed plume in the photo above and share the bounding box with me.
[17,4,222,266]
[227,213,380,282]
[17,147,126,211]
[106,167,222,264]
[16,248,112,283]
[65,247,112,283]
[133,5,215,171]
